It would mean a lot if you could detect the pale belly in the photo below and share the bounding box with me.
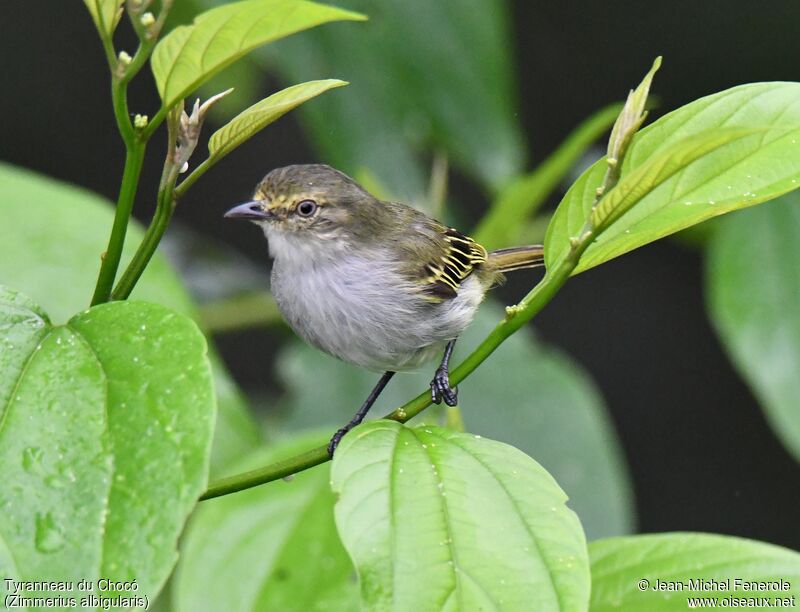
[270,254,485,372]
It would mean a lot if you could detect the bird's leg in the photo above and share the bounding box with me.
[430,338,458,406]
[328,370,396,456]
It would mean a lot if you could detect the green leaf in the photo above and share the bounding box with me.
[260,0,524,200]
[589,533,800,611]
[0,162,261,478]
[276,301,635,539]
[174,433,357,612]
[151,0,364,111]
[208,79,347,163]
[332,421,590,611]
[589,128,765,236]
[0,288,214,601]
[82,0,123,39]
[545,82,800,273]
[707,192,800,461]
[474,103,622,250]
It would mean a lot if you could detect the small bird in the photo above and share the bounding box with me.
[225,164,544,455]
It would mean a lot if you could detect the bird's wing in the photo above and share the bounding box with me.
[391,207,488,302]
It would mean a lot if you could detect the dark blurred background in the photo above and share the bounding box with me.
[2,1,799,548]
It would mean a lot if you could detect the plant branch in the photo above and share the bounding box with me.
[112,91,232,300]
[111,107,181,300]
[90,65,146,304]
[91,141,146,305]
[90,1,175,305]
[174,156,214,198]
[111,172,178,300]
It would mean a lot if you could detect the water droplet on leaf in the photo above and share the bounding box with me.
[35,512,65,553]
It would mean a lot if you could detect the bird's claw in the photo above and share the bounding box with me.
[327,426,349,457]
[430,368,458,406]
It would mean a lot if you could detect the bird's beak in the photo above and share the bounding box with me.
[224,200,273,220]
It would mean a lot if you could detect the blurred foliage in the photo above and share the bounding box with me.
[707,191,800,462]
[176,434,357,612]
[0,163,261,479]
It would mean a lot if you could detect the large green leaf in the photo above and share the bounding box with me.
[707,192,800,461]
[590,533,800,611]
[0,162,260,478]
[174,433,357,612]
[0,288,215,603]
[545,82,800,273]
[332,421,590,611]
[151,0,364,111]
[254,0,524,201]
[276,301,635,540]
[208,79,346,163]
[82,0,123,39]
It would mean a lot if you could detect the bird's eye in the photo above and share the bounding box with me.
[296,199,318,217]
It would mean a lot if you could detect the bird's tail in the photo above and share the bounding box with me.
[487,245,545,273]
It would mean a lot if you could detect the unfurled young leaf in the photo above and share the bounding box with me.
[208,79,347,163]
[151,0,365,111]
[545,82,800,273]
[0,288,215,604]
[590,533,800,611]
[331,421,590,611]
[603,57,661,173]
[82,0,123,40]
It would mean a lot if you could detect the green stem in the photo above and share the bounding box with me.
[141,105,169,142]
[91,140,145,305]
[174,157,214,199]
[113,140,226,300]
[89,17,162,306]
[112,104,181,301]
[112,140,181,299]
[111,185,176,300]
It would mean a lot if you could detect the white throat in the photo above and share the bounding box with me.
[262,226,348,265]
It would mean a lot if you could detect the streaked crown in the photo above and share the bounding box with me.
[254,164,370,215]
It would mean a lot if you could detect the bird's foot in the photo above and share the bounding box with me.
[430,367,458,406]
[327,426,351,457]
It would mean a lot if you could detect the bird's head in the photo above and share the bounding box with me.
[225,165,386,258]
